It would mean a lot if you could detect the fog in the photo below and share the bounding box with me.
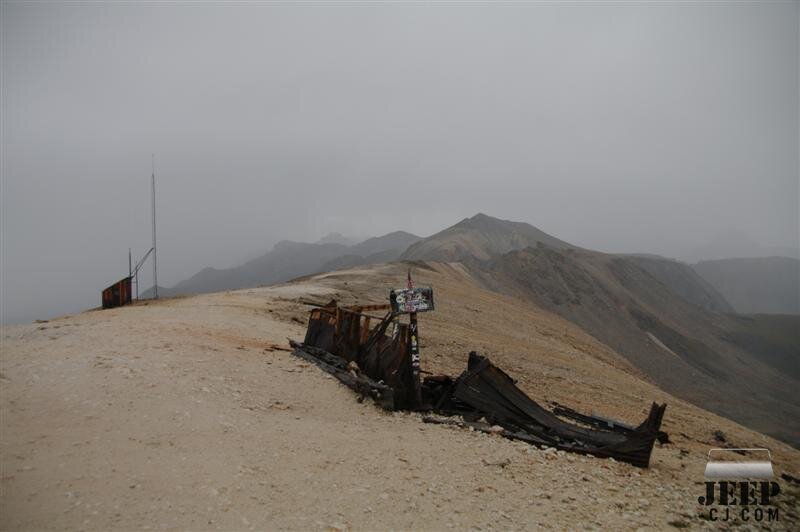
[2,2,798,324]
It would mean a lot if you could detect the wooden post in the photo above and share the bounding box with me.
[409,311,422,408]
[406,269,422,408]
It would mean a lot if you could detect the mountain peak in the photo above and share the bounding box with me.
[400,214,574,262]
[456,213,498,226]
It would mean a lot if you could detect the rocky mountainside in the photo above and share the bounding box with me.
[391,214,797,446]
[469,246,800,446]
[693,256,800,314]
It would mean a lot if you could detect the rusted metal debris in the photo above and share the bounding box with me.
[425,352,667,468]
[300,300,420,410]
[292,299,667,468]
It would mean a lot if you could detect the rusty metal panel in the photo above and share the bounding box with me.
[102,277,132,309]
[301,300,419,410]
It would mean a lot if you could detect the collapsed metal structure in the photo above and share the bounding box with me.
[298,301,418,409]
[292,297,667,468]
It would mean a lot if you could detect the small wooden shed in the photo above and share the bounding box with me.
[102,277,132,309]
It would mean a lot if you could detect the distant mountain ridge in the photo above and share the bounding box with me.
[152,230,421,297]
[153,213,579,297]
[320,231,423,272]
[149,214,794,318]
[169,241,349,295]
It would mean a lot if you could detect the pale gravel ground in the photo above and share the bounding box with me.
[1,262,798,530]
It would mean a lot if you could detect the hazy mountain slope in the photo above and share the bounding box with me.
[348,231,421,257]
[322,249,404,272]
[686,228,800,262]
[321,231,422,271]
[159,231,422,296]
[316,232,358,245]
[400,213,574,262]
[139,285,179,299]
[722,313,800,380]
[626,256,734,313]
[470,246,800,446]
[167,241,349,295]
[693,257,800,314]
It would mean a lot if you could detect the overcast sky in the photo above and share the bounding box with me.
[2,1,798,323]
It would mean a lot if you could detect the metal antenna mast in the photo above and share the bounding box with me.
[151,154,158,299]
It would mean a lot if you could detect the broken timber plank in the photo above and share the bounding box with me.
[422,415,549,446]
[290,340,395,410]
[552,402,670,444]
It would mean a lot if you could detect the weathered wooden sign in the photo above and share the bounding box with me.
[390,286,435,314]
